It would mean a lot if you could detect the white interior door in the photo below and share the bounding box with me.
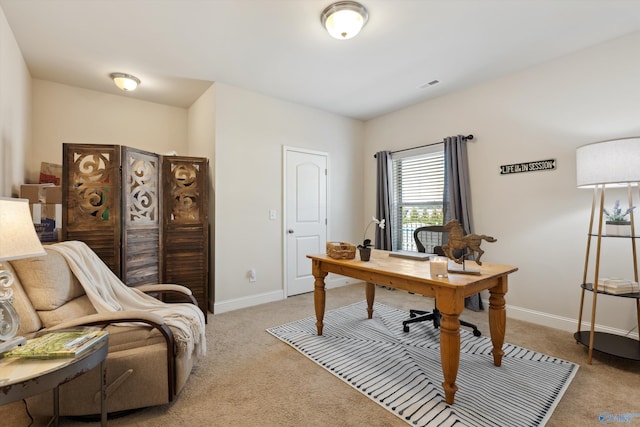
[285,149,327,296]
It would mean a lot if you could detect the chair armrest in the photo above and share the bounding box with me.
[46,310,177,401]
[136,283,192,295]
[47,310,167,331]
[135,284,198,306]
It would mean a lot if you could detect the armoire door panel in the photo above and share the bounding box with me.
[162,156,209,317]
[62,144,122,276]
[121,146,162,286]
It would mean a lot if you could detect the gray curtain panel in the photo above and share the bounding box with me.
[375,151,393,250]
[443,135,483,311]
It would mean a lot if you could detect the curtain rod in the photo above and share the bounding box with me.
[374,134,474,158]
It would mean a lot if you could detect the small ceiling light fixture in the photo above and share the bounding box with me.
[321,1,369,40]
[110,72,140,91]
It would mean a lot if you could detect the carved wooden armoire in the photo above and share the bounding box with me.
[62,143,209,315]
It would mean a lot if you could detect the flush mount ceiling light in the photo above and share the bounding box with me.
[110,73,140,91]
[321,1,368,40]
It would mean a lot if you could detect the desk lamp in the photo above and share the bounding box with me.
[0,197,47,353]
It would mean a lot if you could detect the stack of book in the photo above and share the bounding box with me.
[597,278,640,295]
[2,329,108,359]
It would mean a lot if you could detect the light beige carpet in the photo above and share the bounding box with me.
[2,283,639,426]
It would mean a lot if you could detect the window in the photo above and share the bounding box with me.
[390,145,444,251]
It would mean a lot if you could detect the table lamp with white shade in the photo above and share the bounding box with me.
[0,197,47,352]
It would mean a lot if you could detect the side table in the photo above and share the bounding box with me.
[0,336,108,426]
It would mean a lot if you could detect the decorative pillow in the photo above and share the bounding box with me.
[37,295,97,328]
[10,248,85,311]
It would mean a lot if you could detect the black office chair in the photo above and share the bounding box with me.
[402,225,481,337]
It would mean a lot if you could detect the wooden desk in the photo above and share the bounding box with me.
[0,337,108,426]
[308,249,518,405]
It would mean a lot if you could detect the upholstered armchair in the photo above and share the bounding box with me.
[6,243,206,417]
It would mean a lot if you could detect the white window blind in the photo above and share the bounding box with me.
[391,145,445,251]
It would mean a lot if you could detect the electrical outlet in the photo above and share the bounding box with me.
[248,268,257,282]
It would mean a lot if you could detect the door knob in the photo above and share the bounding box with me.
[288,229,294,234]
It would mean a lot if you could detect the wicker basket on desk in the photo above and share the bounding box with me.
[326,242,356,260]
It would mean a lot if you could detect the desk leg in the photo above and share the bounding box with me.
[439,312,460,405]
[312,260,328,336]
[488,276,508,367]
[365,282,375,319]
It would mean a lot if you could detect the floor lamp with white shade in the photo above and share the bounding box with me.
[575,137,640,364]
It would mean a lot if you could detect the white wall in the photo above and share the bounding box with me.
[30,80,189,182]
[364,31,640,336]
[6,3,637,333]
[187,83,216,310]
[0,7,31,197]
[18,73,365,316]
[213,83,364,312]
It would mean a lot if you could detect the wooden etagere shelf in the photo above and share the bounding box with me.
[573,331,640,360]
[589,233,640,238]
[576,183,640,363]
[580,282,640,299]
[576,284,640,361]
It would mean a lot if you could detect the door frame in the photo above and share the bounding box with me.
[282,146,329,297]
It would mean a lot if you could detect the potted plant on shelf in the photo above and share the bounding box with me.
[604,200,635,236]
[357,217,385,261]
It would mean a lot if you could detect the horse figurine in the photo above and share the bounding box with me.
[441,219,496,265]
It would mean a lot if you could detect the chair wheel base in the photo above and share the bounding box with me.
[403,308,480,337]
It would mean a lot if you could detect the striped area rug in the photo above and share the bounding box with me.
[267,301,578,427]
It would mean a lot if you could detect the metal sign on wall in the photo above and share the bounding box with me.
[500,159,556,175]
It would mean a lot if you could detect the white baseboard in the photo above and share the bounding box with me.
[326,276,360,289]
[212,277,358,314]
[213,286,638,340]
[214,290,284,314]
[496,299,639,340]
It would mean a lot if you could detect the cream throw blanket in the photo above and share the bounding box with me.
[49,241,206,357]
